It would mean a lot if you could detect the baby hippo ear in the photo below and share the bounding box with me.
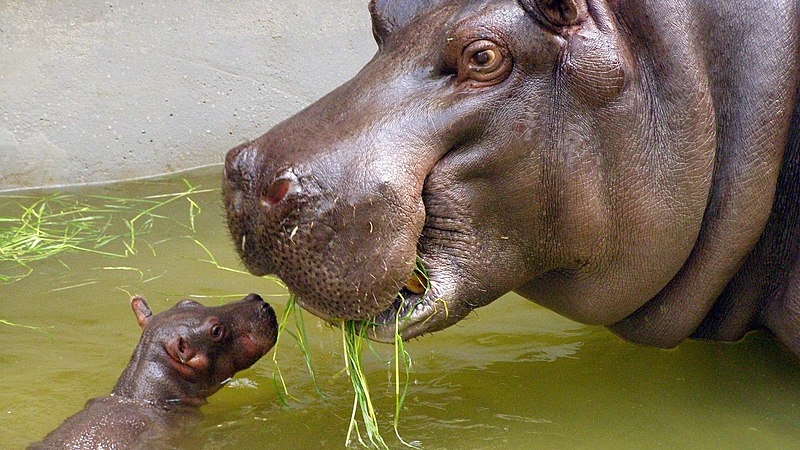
[165,335,208,380]
[519,0,588,28]
[131,295,153,329]
[166,335,196,365]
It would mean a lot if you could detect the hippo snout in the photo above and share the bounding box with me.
[223,125,427,322]
[245,293,278,326]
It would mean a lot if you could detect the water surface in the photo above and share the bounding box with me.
[2,166,798,449]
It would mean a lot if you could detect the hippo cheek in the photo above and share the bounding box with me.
[237,308,280,366]
[230,336,270,371]
[354,150,529,341]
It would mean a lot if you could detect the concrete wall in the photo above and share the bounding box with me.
[0,0,375,191]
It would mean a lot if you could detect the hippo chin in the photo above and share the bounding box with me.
[224,0,800,352]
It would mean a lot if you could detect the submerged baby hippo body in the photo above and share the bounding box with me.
[29,293,278,450]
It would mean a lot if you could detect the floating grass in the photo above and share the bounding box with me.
[0,180,213,283]
[0,179,214,328]
[190,237,256,277]
[0,318,50,331]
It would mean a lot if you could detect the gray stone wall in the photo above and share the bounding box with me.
[0,0,374,190]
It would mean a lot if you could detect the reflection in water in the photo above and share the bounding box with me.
[2,167,800,449]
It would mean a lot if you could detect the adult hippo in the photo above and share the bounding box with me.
[223,0,800,355]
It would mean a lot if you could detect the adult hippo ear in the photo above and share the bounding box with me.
[368,0,428,46]
[518,0,588,29]
[523,0,630,107]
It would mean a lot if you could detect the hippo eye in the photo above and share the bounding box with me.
[471,49,496,66]
[209,323,225,341]
[459,39,511,86]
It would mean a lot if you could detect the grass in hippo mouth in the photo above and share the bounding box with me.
[273,259,429,449]
[343,257,428,449]
[373,258,431,326]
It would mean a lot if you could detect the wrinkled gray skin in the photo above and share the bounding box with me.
[29,294,277,450]
[224,0,800,354]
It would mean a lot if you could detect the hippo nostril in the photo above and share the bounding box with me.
[226,144,247,171]
[224,143,259,192]
[244,293,264,303]
[261,179,292,206]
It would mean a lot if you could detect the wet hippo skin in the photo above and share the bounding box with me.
[29,293,278,449]
[223,0,800,356]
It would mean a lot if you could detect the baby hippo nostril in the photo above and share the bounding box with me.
[261,178,292,206]
[244,292,264,303]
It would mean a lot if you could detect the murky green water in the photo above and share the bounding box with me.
[2,166,799,449]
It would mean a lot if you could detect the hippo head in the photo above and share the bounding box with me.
[223,0,714,342]
[121,294,278,403]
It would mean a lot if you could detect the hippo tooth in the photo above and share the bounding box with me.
[404,273,426,295]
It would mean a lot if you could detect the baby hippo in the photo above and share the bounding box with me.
[29,293,278,449]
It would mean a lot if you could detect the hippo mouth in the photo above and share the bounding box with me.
[359,259,450,343]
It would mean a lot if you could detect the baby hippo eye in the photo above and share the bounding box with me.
[209,323,224,341]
